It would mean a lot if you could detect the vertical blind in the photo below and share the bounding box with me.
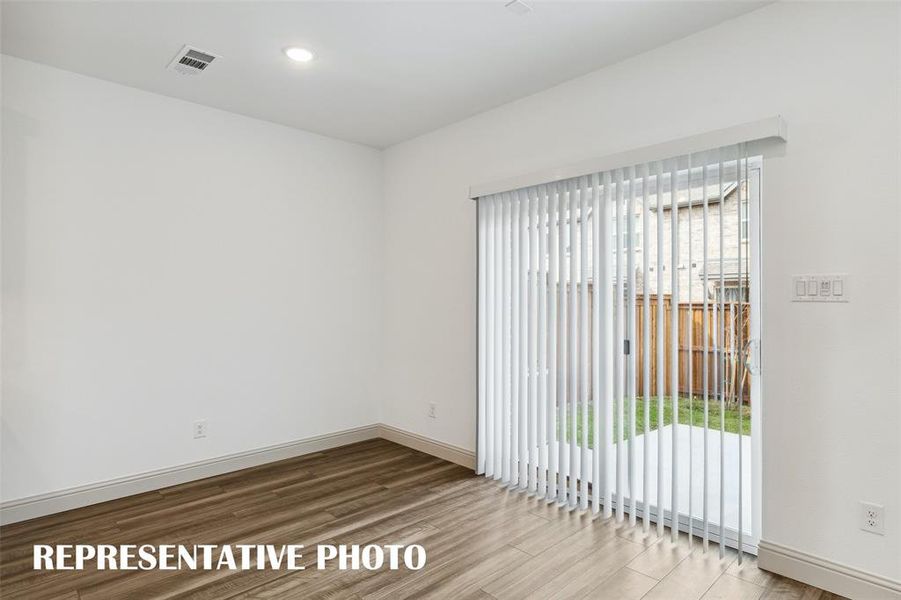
[477,144,756,559]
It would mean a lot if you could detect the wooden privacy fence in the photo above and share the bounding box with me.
[568,287,751,404]
[633,294,750,404]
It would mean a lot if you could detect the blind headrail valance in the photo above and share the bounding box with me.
[468,116,787,200]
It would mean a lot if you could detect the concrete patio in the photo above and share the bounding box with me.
[556,423,752,536]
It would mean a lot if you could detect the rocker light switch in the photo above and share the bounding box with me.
[832,279,843,296]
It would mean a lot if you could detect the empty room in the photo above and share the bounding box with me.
[1,1,899,598]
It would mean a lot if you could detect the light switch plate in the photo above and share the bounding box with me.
[792,274,849,303]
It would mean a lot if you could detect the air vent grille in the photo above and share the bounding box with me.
[178,56,209,70]
[168,45,219,76]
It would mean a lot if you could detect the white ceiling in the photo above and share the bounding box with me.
[1,1,765,148]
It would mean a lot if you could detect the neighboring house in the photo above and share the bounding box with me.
[547,172,755,303]
[636,177,751,302]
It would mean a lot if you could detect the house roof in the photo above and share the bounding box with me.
[652,181,738,211]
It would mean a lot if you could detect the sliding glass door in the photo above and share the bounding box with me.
[477,147,762,558]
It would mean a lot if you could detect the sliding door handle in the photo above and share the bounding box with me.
[744,338,760,375]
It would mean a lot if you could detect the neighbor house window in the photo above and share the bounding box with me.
[611,214,642,252]
[740,195,749,242]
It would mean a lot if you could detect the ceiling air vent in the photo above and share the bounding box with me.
[505,0,532,16]
[167,45,219,76]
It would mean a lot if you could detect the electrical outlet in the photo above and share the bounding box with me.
[860,501,884,535]
[428,403,437,419]
[193,419,208,439]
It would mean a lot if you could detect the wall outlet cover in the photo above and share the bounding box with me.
[860,501,884,535]
[193,419,208,439]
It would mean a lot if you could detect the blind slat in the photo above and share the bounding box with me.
[579,177,590,511]
[655,162,666,537]
[511,190,521,487]
[528,187,539,493]
[601,171,614,519]
[591,173,602,515]
[627,167,638,526]
[538,185,549,497]
[641,164,652,532]
[548,184,560,501]
[557,182,568,505]
[568,178,579,508]
[688,157,695,550]
[614,168,625,522]
[718,153,727,558]
[702,162,711,552]
[670,165,680,543]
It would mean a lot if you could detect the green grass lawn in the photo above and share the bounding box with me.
[566,396,750,446]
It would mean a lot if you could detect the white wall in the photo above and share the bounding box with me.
[1,56,384,502]
[381,1,900,583]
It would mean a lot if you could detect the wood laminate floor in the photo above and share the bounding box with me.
[0,439,843,599]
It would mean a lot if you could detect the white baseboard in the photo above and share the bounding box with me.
[758,540,901,599]
[377,424,476,470]
[0,424,477,526]
[0,424,380,526]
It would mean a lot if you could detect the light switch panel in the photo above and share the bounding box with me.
[792,274,849,303]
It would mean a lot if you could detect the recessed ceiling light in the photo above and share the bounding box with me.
[284,47,314,63]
